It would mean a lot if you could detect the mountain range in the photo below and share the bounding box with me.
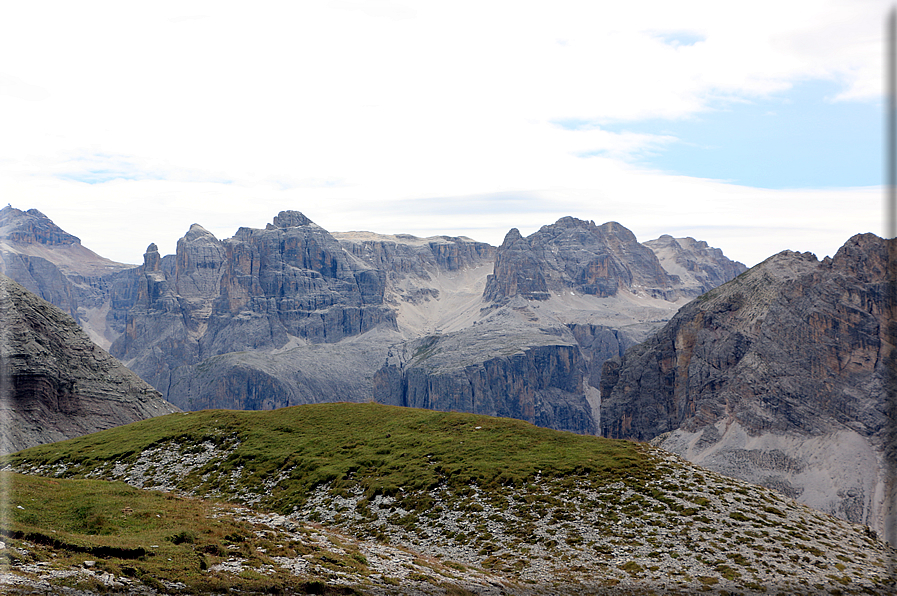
[0,205,746,432]
[0,204,893,542]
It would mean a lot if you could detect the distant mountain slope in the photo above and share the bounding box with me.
[109,211,743,432]
[0,205,136,349]
[485,218,677,301]
[600,233,896,542]
[4,403,895,594]
[109,213,398,407]
[372,217,747,432]
[644,234,749,295]
[0,273,179,453]
[0,207,746,436]
[485,218,747,302]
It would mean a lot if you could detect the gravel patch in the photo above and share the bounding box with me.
[6,440,895,594]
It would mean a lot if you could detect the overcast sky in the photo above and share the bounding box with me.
[0,0,887,267]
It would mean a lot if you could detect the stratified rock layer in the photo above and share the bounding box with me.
[373,305,598,434]
[0,206,136,348]
[0,208,748,438]
[600,233,896,540]
[371,217,745,433]
[484,217,727,302]
[0,274,179,454]
[110,213,398,408]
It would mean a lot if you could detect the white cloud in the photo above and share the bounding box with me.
[0,72,50,101]
[0,0,887,267]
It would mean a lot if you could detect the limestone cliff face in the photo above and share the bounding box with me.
[0,206,136,348]
[336,233,494,276]
[372,306,597,434]
[212,215,394,345]
[484,217,745,302]
[111,213,397,408]
[566,323,634,389]
[644,234,748,296]
[360,219,744,436]
[600,233,895,539]
[1,207,747,442]
[483,228,552,301]
[0,274,179,454]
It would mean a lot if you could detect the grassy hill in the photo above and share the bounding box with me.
[3,402,647,512]
[2,403,895,594]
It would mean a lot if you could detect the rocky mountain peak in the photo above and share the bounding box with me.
[183,223,216,241]
[644,234,748,296]
[828,232,890,282]
[142,243,162,272]
[484,228,550,301]
[0,207,136,346]
[550,215,593,229]
[271,210,314,229]
[485,217,677,302]
[651,233,676,244]
[0,205,81,246]
[600,233,894,538]
[498,227,525,248]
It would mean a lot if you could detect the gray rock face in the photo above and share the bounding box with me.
[384,217,743,435]
[566,323,635,389]
[0,207,80,246]
[644,234,749,295]
[158,233,498,414]
[373,305,597,434]
[600,233,895,540]
[110,213,398,409]
[0,274,179,454]
[1,207,747,440]
[105,214,743,435]
[484,218,688,302]
[0,206,136,348]
[336,233,495,277]
[332,232,495,309]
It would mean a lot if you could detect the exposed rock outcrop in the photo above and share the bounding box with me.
[644,234,749,295]
[2,208,747,440]
[373,305,597,434]
[0,207,80,246]
[484,217,716,302]
[0,274,179,454]
[110,212,398,410]
[335,232,495,277]
[399,217,743,434]
[566,322,635,389]
[600,233,896,540]
[332,231,495,317]
[0,206,136,349]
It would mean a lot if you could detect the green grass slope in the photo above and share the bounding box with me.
[2,403,895,595]
[4,403,648,512]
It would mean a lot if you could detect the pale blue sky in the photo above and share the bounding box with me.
[589,79,880,189]
[0,1,887,267]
